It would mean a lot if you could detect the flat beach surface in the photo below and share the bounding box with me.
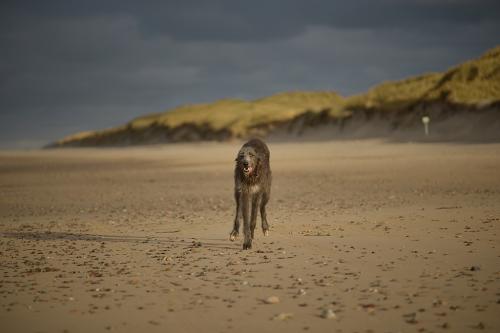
[1,140,499,332]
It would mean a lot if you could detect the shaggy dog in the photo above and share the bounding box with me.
[229,139,272,249]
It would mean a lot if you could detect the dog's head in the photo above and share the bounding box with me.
[236,146,259,177]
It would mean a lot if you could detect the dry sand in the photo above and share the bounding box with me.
[0,140,499,333]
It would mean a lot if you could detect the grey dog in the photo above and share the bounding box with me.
[229,139,272,250]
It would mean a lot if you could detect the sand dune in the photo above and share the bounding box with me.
[49,46,500,147]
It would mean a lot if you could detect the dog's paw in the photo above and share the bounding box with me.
[263,229,269,237]
[242,240,252,250]
[229,231,239,241]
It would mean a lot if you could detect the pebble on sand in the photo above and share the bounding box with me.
[320,308,337,319]
[265,296,280,304]
[272,312,293,321]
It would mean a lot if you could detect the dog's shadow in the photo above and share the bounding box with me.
[1,230,239,250]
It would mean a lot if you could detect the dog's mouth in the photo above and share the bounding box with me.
[243,166,253,174]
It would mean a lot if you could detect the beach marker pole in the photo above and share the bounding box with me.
[422,116,430,136]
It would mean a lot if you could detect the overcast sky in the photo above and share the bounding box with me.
[1,0,499,148]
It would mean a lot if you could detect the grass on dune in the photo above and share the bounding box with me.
[128,91,346,136]
[345,46,500,112]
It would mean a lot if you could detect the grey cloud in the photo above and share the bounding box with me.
[3,1,500,41]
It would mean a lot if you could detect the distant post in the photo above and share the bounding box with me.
[421,116,430,136]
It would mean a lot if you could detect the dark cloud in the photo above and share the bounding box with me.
[0,1,499,148]
[3,0,500,41]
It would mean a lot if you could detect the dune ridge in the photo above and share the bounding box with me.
[49,46,500,147]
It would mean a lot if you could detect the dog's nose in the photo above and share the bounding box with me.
[243,161,249,167]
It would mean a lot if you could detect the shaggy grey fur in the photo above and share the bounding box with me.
[229,139,272,250]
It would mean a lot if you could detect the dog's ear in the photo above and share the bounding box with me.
[254,154,261,168]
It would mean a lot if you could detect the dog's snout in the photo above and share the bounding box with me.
[243,160,249,167]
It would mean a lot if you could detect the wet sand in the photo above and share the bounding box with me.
[1,140,499,332]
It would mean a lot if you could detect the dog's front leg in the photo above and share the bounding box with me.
[260,191,270,236]
[250,194,261,240]
[241,191,252,250]
[229,190,241,241]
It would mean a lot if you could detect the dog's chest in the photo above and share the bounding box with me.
[237,183,260,194]
[248,184,260,194]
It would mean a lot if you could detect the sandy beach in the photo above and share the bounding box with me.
[1,140,499,333]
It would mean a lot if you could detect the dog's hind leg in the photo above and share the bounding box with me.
[242,192,252,250]
[260,191,270,236]
[250,194,261,240]
[229,190,241,241]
